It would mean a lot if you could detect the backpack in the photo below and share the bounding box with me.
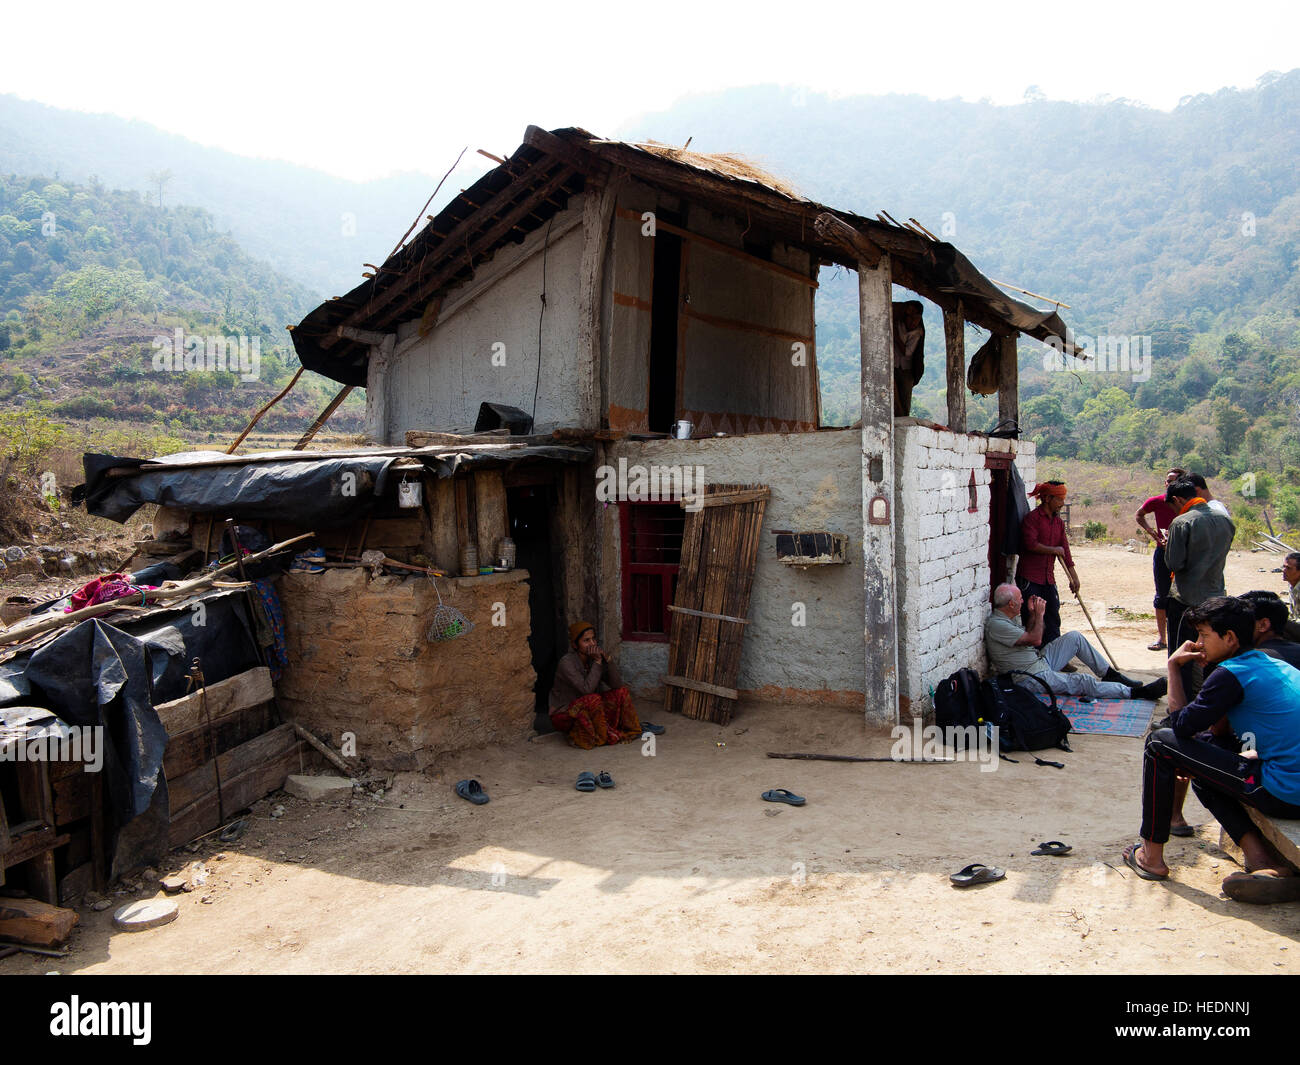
[980,670,1072,752]
[934,668,984,749]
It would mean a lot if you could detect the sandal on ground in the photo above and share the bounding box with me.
[454,779,489,805]
[1122,842,1167,881]
[761,788,805,806]
[640,721,666,735]
[1031,840,1072,856]
[595,770,615,789]
[950,863,1005,887]
[1148,641,1167,651]
[575,771,597,792]
[1222,870,1300,905]
[1168,824,1195,837]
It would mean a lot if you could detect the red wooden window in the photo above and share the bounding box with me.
[620,501,684,642]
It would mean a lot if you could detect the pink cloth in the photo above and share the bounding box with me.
[65,573,156,612]
[1139,494,1177,533]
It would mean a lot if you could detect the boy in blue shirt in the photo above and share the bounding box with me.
[1125,597,1300,903]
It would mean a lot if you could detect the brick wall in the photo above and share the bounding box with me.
[894,426,1036,713]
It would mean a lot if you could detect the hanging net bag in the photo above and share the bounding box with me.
[425,574,474,642]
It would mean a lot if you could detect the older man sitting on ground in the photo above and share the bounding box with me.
[985,583,1167,700]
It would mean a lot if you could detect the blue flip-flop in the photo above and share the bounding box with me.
[640,721,666,735]
[575,771,597,792]
[595,771,615,789]
[762,788,805,806]
[454,779,488,805]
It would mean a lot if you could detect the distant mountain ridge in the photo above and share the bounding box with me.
[0,93,485,298]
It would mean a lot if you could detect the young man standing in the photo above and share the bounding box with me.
[1125,597,1300,903]
[1018,481,1080,648]
[1163,478,1235,693]
[1136,468,1185,650]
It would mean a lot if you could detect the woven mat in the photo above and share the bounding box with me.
[1054,696,1158,738]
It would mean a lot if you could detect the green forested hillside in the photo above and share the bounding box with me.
[626,73,1300,526]
[0,172,362,436]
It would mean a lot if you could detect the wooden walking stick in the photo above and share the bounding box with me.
[1073,589,1119,670]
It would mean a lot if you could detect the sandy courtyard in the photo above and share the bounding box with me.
[3,544,1298,975]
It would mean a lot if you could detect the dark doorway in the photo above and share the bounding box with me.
[986,453,1015,597]
[647,215,684,433]
[508,484,559,727]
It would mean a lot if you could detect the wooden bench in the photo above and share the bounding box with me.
[1219,812,1300,872]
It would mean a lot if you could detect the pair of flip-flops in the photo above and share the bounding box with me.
[576,771,615,792]
[761,789,805,806]
[454,779,489,805]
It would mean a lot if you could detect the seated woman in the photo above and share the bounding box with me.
[549,621,641,749]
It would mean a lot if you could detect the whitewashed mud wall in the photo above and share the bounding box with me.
[371,201,587,442]
[604,429,865,705]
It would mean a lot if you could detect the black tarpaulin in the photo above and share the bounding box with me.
[80,450,397,526]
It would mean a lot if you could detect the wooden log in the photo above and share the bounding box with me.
[578,179,619,428]
[154,666,274,739]
[813,213,883,269]
[943,303,967,432]
[290,724,354,776]
[998,334,1019,427]
[0,896,79,949]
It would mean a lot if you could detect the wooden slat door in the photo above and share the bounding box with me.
[663,484,769,724]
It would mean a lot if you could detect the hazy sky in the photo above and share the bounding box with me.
[4,0,1298,181]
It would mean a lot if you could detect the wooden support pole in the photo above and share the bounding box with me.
[942,303,967,433]
[226,366,303,454]
[858,253,900,729]
[998,334,1020,428]
[577,179,618,429]
[294,384,355,450]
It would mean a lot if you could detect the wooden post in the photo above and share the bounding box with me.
[858,254,899,729]
[942,303,967,432]
[577,181,618,429]
[365,333,395,444]
[998,334,1019,427]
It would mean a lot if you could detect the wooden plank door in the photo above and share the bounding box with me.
[663,484,769,724]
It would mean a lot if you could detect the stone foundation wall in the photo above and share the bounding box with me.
[274,568,535,770]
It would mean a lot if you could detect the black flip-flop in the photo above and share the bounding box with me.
[950,863,1005,887]
[575,771,597,793]
[1222,871,1300,904]
[640,721,666,735]
[595,771,615,789]
[1122,842,1167,881]
[1031,840,1072,856]
[454,779,489,805]
[1169,824,1195,837]
[762,788,805,806]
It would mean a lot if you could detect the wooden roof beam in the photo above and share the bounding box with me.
[321,161,574,349]
[372,165,579,330]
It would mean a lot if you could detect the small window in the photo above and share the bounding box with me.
[620,502,684,641]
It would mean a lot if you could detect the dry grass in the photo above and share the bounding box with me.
[634,141,803,199]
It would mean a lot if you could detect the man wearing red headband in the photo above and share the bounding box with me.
[1017,480,1079,648]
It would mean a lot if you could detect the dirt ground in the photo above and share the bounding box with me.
[4,544,1299,975]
